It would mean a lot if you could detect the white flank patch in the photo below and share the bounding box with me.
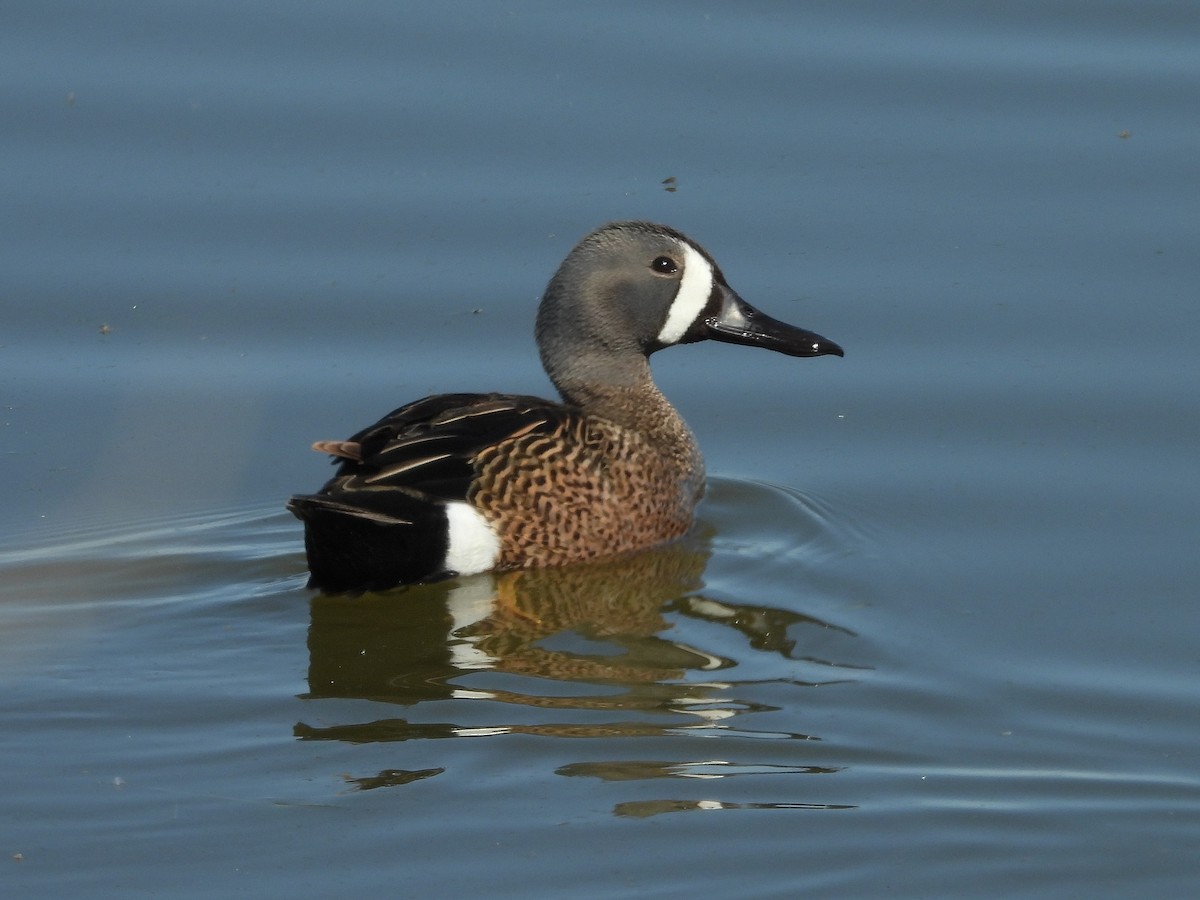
[442,501,501,576]
[655,241,715,346]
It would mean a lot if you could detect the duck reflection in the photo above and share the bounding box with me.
[296,531,865,810]
[302,533,710,709]
[299,532,861,716]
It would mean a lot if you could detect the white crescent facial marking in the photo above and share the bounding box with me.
[443,501,501,575]
[655,241,715,346]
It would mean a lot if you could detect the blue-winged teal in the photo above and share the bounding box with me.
[288,221,843,592]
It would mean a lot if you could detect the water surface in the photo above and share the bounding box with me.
[3,2,1198,896]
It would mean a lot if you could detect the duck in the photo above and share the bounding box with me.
[288,221,843,593]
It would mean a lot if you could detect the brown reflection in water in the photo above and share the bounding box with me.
[296,533,865,803]
[295,718,820,744]
[341,767,444,791]
[302,535,717,711]
[302,535,859,710]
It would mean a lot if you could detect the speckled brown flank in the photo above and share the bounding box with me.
[470,410,704,569]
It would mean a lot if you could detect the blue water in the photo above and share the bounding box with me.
[3,2,1198,896]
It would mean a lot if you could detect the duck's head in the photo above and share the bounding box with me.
[536,221,843,396]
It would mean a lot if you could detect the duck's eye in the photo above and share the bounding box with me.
[651,256,679,275]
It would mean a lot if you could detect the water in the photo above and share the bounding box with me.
[3,2,1199,896]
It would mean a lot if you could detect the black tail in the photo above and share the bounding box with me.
[287,493,451,593]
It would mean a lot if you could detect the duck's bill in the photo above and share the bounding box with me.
[703,286,844,358]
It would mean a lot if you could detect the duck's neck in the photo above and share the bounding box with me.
[551,354,703,478]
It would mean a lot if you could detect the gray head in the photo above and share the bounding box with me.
[536,221,843,402]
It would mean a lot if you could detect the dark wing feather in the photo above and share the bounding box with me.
[322,392,571,502]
